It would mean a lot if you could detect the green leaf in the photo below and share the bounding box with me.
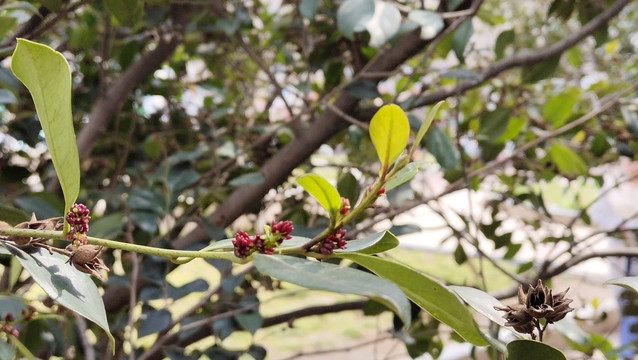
[449,286,507,327]
[0,339,16,360]
[0,89,16,104]
[522,56,560,83]
[369,104,410,175]
[408,10,444,40]
[453,20,473,64]
[336,253,488,346]
[11,39,80,221]
[385,161,427,191]
[105,0,143,27]
[548,143,587,176]
[299,0,321,19]
[477,108,511,143]
[425,127,458,169]
[507,339,566,360]
[605,276,638,292]
[138,309,171,337]
[566,47,583,68]
[497,116,527,143]
[229,172,265,187]
[366,0,401,47]
[336,0,375,39]
[0,203,29,225]
[335,231,399,254]
[254,254,411,325]
[410,101,443,155]
[495,29,515,60]
[0,241,114,347]
[542,88,580,128]
[344,80,380,99]
[298,174,342,215]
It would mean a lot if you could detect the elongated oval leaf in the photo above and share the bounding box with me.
[410,101,443,155]
[385,161,427,191]
[335,231,399,254]
[11,39,79,219]
[605,276,638,292]
[507,339,566,360]
[336,253,488,346]
[548,143,587,176]
[298,174,342,215]
[369,104,410,175]
[336,0,375,39]
[0,241,114,347]
[449,285,507,327]
[253,254,411,325]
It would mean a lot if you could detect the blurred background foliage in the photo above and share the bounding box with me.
[1,0,638,359]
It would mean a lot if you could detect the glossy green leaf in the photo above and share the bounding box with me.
[105,0,143,27]
[522,56,560,83]
[386,161,427,191]
[369,104,410,175]
[11,39,80,220]
[495,29,514,59]
[477,108,511,143]
[548,143,587,176]
[408,10,444,40]
[336,0,375,39]
[0,241,114,347]
[542,88,580,128]
[507,339,566,360]
[453,20,473,64]
[337,172,360,207]
[425,127,458,169]
[298,174,342,215]
[254,254,411,325]
[337,253,488,346]
[410,101,443,155]
[449,285,507,327]
[335,231,399,254]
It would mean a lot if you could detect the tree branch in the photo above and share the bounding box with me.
[410,0,631,109]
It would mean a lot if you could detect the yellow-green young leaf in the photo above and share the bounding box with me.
[369,104,410,175]
[298,174,342,215]
[11,39,79,219]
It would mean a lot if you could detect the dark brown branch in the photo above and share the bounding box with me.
[143,300,367,360]
[410,0,631,109]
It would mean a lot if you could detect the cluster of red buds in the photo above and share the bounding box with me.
[232,221,294,259]
[318,228,347,255]
[1,313,20,338]
[65,203,91,246]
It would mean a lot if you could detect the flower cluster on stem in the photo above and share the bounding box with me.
[317,228,347,255]
[232,221,294,259]
[65,203,91,246]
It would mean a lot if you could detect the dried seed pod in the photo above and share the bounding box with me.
[9,214,63,245]
[66,245,109,280]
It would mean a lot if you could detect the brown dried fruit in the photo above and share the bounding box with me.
[65,245,109,280]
